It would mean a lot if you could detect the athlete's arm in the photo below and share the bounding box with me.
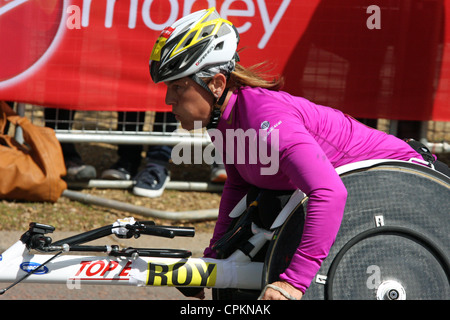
[276,124,347,293]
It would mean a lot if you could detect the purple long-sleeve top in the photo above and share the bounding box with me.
[204,86,421,293]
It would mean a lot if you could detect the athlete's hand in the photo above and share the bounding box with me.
[260,281,303,300]
[194,288,206,299]
[177,286,205,299]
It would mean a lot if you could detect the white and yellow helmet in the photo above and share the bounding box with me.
[149,8,240,84]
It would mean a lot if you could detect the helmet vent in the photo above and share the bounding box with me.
[180,33,195,49]
[215,41,224,51]
[200,24,215,38]
[216,25,231,37]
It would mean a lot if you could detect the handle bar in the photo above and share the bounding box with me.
[45,221,195,249]
[52,224,114,247]
[143,225,195,238]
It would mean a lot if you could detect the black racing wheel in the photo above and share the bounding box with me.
[264,162,450,300]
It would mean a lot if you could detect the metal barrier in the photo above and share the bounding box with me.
[13,103,221,194]
[19,103,209,147]
[14,103,450,153]
[423,121,450,153]
[383,119,450,153]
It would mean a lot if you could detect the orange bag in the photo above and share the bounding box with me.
[0,101,67,202]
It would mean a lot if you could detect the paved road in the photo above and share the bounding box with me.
[0,230,213,300]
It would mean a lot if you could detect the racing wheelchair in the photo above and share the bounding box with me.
[0,160,448,300]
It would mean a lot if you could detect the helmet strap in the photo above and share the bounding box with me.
[190,74,215,97]
[207,106,222,130]
[207,88,229,130]
[190,74,228,129]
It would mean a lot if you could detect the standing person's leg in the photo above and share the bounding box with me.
[133,112,176,198]
[101,112,145,180]
[44,108,96,181]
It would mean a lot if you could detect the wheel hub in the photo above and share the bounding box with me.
[376,280,406,300]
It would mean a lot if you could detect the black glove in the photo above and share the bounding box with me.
[176,286,204,298]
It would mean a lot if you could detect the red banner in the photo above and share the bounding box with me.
[0,0,449,120]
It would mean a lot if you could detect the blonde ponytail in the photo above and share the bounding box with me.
[228,62,284,91]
